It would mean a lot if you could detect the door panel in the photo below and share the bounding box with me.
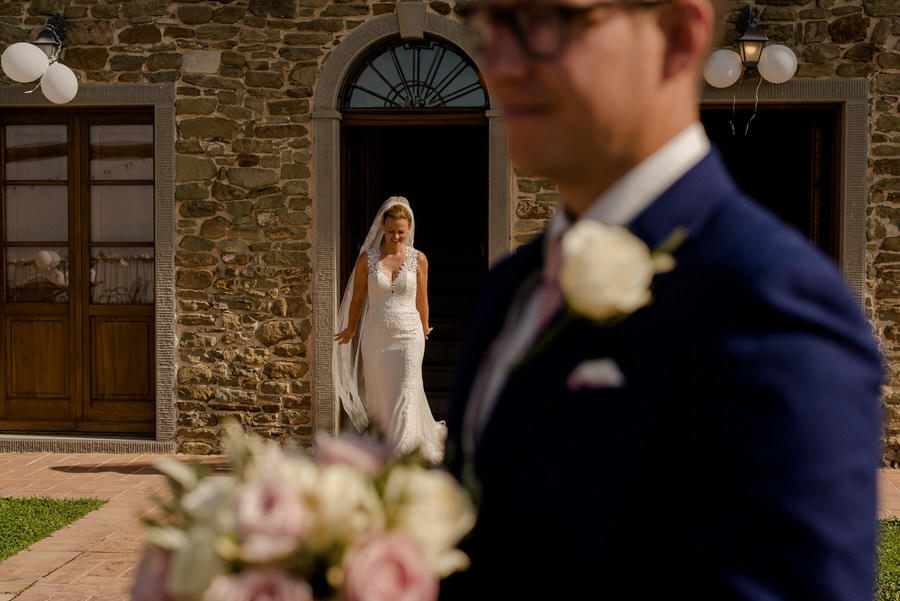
[7,316,68,398]
[90,317,152,400]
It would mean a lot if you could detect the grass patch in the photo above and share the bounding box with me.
[0,496,107,562]
[879,518,900,601]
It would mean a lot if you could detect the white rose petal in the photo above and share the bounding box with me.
[181,477,235,525]
[308,464,384,549]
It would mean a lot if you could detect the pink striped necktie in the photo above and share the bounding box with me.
[536,234,564,330]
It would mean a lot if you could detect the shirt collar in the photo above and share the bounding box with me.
[545,123,710,248]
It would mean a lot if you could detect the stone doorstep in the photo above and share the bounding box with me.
[0,435,176,455]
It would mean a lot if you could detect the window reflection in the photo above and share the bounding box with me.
[90,125,154,180]
[90,247,154,304]
[91,185,154,242]
[5,247,69,303]
[4,124,67,181]
[5,185,68,242]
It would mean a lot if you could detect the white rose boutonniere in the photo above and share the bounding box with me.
[510,221,684,377]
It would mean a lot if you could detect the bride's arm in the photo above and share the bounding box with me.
[416,251,433,340]
[334,254,369,345]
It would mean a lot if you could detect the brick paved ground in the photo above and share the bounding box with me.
[0,453,227,601]
[0,453,898,601]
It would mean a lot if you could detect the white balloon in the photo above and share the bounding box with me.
[703,49,743,88]
[1,42,49,83]
[47,250,60,268]
[34,250,53,270]
[758,44,797,84]
[40,62,78,104]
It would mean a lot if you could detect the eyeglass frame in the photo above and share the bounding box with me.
[462,0,674,62]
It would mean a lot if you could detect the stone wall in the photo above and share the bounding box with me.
[0,0,475,453]
[1,0,899,457]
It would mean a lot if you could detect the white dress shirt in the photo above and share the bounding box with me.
[462,123,711,455]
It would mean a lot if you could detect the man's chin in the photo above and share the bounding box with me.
[507,137,564,178]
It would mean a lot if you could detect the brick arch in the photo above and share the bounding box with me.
[312,10,509,434]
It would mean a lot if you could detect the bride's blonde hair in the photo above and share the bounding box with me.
[382,197,412,223]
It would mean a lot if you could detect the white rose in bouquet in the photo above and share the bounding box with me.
[383,466,477,577]
[310,463,385,549]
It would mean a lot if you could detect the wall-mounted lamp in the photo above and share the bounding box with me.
[1,13,78,104]
[703,4,797,89]
[32,14,67,60]
[736,6,768,68]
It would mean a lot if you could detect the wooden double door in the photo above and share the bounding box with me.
[0,109,156,434]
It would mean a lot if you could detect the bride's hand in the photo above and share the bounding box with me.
[334,327,355,345]
[424,326,433,341]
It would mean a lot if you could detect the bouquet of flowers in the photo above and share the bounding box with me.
[130,424,476,601]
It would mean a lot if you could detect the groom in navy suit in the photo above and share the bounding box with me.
[443,0,883,600]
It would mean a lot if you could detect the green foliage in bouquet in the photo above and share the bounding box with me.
[131,423,476,601]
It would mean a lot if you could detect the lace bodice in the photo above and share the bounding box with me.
[365,247,420,335]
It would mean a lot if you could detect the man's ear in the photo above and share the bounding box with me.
[659,0,716,80]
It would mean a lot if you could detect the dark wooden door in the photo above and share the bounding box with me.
[701,104,840,260]
[341,119,489,422]
[1,110,155,434]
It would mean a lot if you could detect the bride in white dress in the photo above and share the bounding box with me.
[333,196,447,463]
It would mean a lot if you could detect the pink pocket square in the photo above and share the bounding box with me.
[567,358,626,391]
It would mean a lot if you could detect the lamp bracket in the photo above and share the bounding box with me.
[737,5,759,36]
[44,13,67,41]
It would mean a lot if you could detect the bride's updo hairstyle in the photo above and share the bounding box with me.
[383,197,412,224]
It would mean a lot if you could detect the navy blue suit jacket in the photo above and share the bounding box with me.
[442,150,883,600]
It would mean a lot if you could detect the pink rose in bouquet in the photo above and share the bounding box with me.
[313,433,392,476]
[130,547,176,601]
[234,479,313,562]
[342,533,438,601]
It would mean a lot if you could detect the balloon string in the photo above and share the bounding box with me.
[730,89,736,136]
[745,78,763,136]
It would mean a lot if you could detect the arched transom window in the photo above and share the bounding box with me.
[341,37,487,109]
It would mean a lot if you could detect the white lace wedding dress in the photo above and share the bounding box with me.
[360,246,446,463]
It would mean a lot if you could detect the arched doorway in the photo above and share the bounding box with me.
[339,36,489,422]
[312,10,507,433]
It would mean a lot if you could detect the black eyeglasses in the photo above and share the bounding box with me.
[463,1,672,61]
